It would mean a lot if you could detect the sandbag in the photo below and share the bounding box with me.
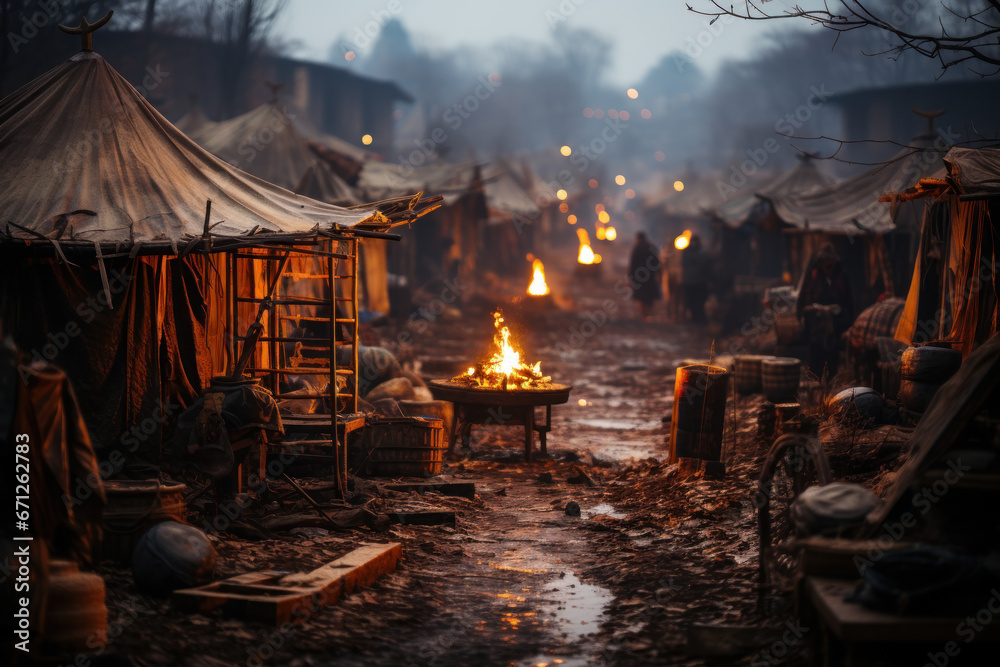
[365,377,416,403]
[900,345,962,382]
[828,387,884,427]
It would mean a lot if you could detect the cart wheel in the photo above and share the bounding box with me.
[756,433,832,592]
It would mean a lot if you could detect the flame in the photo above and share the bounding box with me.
[454,311,550,390]
[577,228,596,264]
[527,259,550,296]
[674,229,692,250]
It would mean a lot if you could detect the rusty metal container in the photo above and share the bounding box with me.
[669,364,729,464]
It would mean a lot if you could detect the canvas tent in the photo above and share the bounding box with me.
[0,50,436,471]
[190,100,365,194]
[887,147,1000,356]
[765,138,948,309]
[715,156,838,281]
[481,161,543,275]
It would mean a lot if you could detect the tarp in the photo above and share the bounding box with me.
[716,158,837,227]
[192,101,346,193]
[358,160,479,207]
[174,105,215,136]
[942,146,1000,197]
[294,160,363,207]
[0,52,388,252]
[768,143,947,234]
[483,161,541,221]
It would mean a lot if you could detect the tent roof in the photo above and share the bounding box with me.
[483,161,539,219]
[716,158,837,227]
[942,146,1000,198]
[294,160,363,207]
[358,160,479,206]
[0,52,398,254]
[767,142,947,234]
[174,105,215,136]
[192,101,322,191]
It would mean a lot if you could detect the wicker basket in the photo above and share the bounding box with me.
[359,416,445,477]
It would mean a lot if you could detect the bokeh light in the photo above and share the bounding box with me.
[627,88,639,99]
[673,180,685,192]
[560,145,572,156]
[361,134,373,145]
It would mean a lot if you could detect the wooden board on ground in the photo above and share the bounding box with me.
[172,542,402,625]
[382,482,476,499]
[807,577,1000,644]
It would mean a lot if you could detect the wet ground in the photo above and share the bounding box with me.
[93,244,802,666]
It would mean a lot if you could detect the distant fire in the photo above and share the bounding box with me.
[455,311,550,390]
[675,229,692,250]
[527,259,549,296]
[577,228,602,265]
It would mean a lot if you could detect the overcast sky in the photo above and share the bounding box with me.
[279,0,802,85]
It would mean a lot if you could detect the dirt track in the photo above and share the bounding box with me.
[94,244,794,667]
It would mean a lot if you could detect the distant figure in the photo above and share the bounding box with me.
[628,232,662,321]
[681,234,711,324]
[797,243,854,378]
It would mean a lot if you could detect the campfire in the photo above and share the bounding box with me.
[527,259,550,296]
[453,310,551,390]
[577,228,602,265]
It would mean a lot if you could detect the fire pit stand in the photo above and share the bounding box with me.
[427,380,572,461]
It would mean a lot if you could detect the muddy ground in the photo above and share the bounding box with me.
[90,245,834,667]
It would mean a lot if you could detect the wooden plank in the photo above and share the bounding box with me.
[382,482,476,499]
[807,577,1000,644]
[172,542,401,625]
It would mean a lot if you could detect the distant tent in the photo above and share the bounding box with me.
[765,138,948,307]
[174,97,216,136]
[482,161,542,274]
[715,156,837,228]
[0,50,435,470]
[295,160,362,207]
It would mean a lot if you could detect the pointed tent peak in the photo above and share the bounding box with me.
[910,107,947,146]
[263,80,286,102]
[58,10,113,52]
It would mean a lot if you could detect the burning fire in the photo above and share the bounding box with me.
[527,259,549,296]
[674,229,692,250]
[456,311,551,390]
[577,228,602,265]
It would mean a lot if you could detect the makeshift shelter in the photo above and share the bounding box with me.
[886,147,1000,356]
[715,155,837,281]
[481,161,542,275]
[0,47,438,475]
[765,137,948,310]
[356,160,486,290]
[191,100,340,192]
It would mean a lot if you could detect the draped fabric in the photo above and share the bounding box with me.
[0,255,218,471]
[895,199,998,356]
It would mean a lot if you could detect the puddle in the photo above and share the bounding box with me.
[517,572,614,667]
[572,418,662,431]
[583,503,626,520]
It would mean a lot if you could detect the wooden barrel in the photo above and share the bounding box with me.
[102,480,187,563]
[42,559,107,653]
[775,312,803,346]
[762,357,801,403]
[669,364,729,464]
[733,355,774,395]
